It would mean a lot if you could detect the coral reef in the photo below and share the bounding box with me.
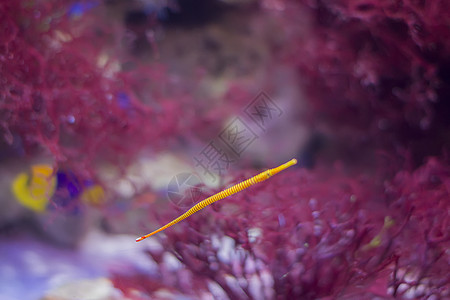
[112,1,450,298]
[285,0,450,165]
[113,160,448,299]
[0,0,244,176]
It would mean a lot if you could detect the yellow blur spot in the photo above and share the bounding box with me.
[81,184,105,206]
[12,165,56,212]
[363,216,395,251]
[384,216,395,229]
[368,235,381,248]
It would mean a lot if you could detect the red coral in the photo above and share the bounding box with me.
[277,0,450,166]
[385,158,449,298]
[0,1,242,178]
[2,1,448,299]
[0,2,154,169]
[114,156,448,299]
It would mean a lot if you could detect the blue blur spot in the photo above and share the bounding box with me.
[68,1,98,17]
[117,92,131,110]
[143,4,174,21]
[66,181,81,199]
[52,171,89,215]
[156,7,172,21]
[68,3,84,17]
[82,179,95,188]
[278,213,286,228]
[56,171,82,199]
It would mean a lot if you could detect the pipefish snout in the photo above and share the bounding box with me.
[136,158,297,242]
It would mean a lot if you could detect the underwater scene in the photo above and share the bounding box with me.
[0,0,449,299]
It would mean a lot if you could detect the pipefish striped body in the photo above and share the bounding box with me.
[136,158,297,242]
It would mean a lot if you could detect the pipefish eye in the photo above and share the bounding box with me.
[136,158,297,242]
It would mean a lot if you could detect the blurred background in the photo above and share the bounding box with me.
[0,0,448,299]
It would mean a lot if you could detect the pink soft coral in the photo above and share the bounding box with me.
[113,160,449,299]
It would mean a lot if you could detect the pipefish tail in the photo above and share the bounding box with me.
[136,158,297,242]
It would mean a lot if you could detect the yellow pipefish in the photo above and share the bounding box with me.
[12,164,57,212]
[136,158,297,242]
